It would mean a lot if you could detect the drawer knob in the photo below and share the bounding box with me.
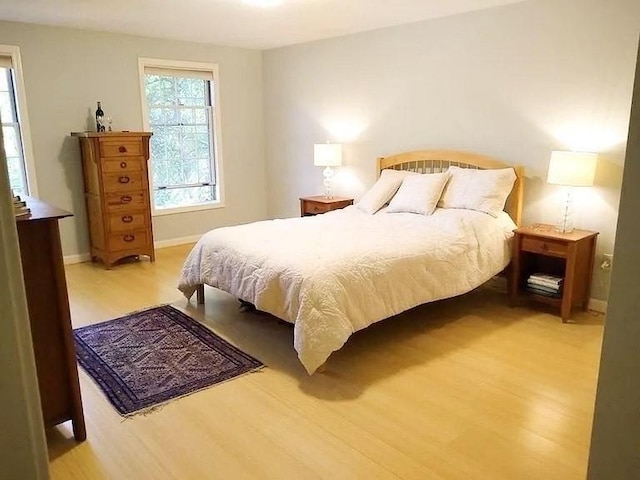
[119,146,127,153]
[120,195,132,203]
[119,176,130,184]
[120,161,127,169]
[122,215,133,223]
[123,234,135,242]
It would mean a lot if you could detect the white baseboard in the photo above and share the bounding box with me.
[63,235,201,265]
[589,298,608,313]
[58,250,611,316]
[63,253,91,265]
[153,234,202,249]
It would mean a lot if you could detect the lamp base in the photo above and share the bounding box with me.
[554,224,574,234]
[554,187,575,234]
[323,166,334,199]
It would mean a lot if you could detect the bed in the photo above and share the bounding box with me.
[178,150,525,374]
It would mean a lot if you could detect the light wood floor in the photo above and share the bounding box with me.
[49,244,604,479]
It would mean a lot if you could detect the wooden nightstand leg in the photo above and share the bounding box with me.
[582,236,597,311]
[508,233,522,306]
[561,244,578,322]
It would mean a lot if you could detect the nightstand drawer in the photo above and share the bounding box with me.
[299,196,354,216]
[521,236,568,257]
[304,201,331,215]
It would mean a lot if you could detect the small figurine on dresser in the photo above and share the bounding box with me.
[95,101,105,132]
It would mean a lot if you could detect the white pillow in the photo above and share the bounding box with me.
[386,172,450,215]
[356,169,417,214]
[438,166,516,217]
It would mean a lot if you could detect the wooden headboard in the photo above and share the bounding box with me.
[377,149,525,227]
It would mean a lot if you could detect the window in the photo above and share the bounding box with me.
[0,46,36,198]
[139,59,223,214]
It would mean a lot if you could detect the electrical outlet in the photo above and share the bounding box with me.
[601,253,613,270]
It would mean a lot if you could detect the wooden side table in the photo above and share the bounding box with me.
[299,196,353,216]
[509,224,598,322]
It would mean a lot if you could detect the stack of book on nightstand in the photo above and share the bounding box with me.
[13,194,31,218]
[526,273,563,298]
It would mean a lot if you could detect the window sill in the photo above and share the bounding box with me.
[152,201,225,217]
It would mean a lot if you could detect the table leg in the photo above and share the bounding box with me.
[561,244,578,322]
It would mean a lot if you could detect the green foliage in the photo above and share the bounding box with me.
[144,73,217,209]
[1,67,27,196]
[0,68,8,91]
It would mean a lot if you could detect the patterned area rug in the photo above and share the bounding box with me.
[73,305,263,416]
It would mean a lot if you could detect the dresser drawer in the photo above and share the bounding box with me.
[108,212,147,233]
[108,230,150,251]
[103,172,145,192]
[521,236,568,257]
[100,140,143,157]
[101,157,144,173]
[105,191,148,213]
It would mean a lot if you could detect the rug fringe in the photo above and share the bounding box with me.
[121,365,266,418]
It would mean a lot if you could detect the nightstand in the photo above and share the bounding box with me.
[299,196,354,217]
[509,224,598,322]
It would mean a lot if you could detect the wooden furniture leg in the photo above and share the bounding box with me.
[561,243,578,322]
[196,284,205,305]
[509,232,522,306]
[582,236,597,311]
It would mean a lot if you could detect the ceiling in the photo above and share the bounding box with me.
[0,0,526,50]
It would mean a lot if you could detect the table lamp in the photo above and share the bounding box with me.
[314,143,342,198]
[547,150,598,233]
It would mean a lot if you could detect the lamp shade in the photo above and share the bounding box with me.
[547,151,598,187]
[314,143,343,167]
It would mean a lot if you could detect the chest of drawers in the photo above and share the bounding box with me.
[72,132,155,269]
[16,197,86,441]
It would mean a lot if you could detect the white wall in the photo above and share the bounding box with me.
[588,39,640,479]
[0,120,49,478]
[263,0,640,302]
[0,21,268,257]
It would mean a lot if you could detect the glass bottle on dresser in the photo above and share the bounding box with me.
[95,101,105,132]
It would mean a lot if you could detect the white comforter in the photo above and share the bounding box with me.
[178,206,516,374]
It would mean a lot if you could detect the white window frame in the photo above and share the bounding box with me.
[138,57,225,216]
[0,45,38,197]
